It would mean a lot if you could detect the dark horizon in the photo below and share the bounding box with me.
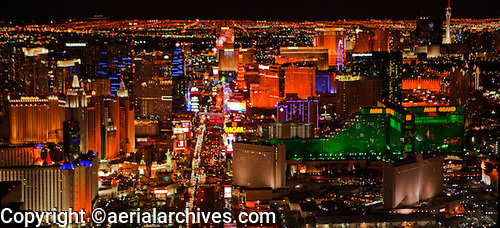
[1,0,499,23]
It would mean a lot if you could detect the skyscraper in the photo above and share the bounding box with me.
[383,153,444,209]
[219,49,239,72]
[249,64,285,108]
[54,59,81,94]
[171,42,186,113]
[233,142,286,189]
[9,95,66,145]
[63,120,81,161]
[316,71,336,94]
[444,0,452,44]
[87,90,135,160]
[279,47,329,71]
[216,27,235,50]
[346,52,403,105]
[313,28,345,68]
[336,76,381,120]
[372,29,390,52]
[65,75,88,154]
[449,66,472,107]
[276,95,319,129]
[116,80,135,155]
[0,151,99,216]
[284,65,316,99]
[20,47,51,96]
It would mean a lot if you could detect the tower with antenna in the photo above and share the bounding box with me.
[444,0,452,44]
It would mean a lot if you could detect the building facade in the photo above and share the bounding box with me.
[233,142,286,188]
[383,153,444,209]
[9,96,66,145]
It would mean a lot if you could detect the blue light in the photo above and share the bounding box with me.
[61,162,74,170]
[79,160,92,168]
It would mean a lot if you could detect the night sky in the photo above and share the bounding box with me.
[1,0,499,22]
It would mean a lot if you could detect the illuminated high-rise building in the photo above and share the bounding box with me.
[54,59,81,94]
[284,65,316,99]
[313,28,345,67]
[336,76,381,120]
[316,71,336,94]
[87,96,106,160]
[104,104,120,159]
[449,66,472,107]
[65,75,88,155]
[171,42,186,113]
[0,151,99,217]
[346,52,403,105]
[268,122,314,139]
[219,49,239,72]
[9,95,66,145]
[136,77,173,120]
[216,27,238,80]
[87,89,135,160]
[383,153,444,209]
[276,95,319,129]
[0,146,42,167]
[372,29,390,52]
[249,65,284,108]
[116,81,135,155]
[444,0,452,44]
[352,29,390,53]
[19,47,51,96]
[134,55,172,120]
[233,142,286,189]
[272,104,465,161]
[63,120,81,161]
[402,76,442,91]
[239,48,256,66]
[216,27,235,50]
[353,30,372,53]
[134,55,173,137]
[279,47,329,71]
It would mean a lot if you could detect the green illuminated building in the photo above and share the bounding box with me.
[270,104,465,161]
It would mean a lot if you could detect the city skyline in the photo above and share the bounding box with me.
[0,2,498,227]
[1,0,500,22]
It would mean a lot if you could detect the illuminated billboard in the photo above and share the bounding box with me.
[225,122,244,134]
[225,133,236,153]
[217,27,234,50]
[225,127,244,133]
[227,102,246,112]
[224,185,232,198]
